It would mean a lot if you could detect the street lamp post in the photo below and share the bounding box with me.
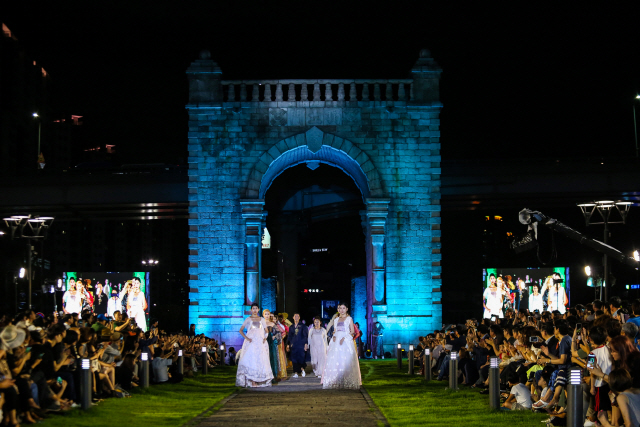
[33,113,42,168]
[578,201,632,302]
[634,95,640,158]
[3,215,55,309]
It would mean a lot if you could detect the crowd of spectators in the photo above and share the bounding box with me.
[0,310,223,425]
[416,296,640,427]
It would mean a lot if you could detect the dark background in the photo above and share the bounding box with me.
[3,2,640,324]
[4,2,640,163]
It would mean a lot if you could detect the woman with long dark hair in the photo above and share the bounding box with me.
[235,303,273,387]
[322,302,361,389]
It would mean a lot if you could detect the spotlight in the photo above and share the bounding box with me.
[57,279,62,289]
[634,250,639,262]
[585,266,591,277]
[19,268,26,278]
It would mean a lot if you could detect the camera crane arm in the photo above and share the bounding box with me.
[515,209,640,270]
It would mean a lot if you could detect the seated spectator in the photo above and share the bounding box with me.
[597,368,640,427]
[115,354,139,390]
[91,314,109,334]
[152,347,179,384]
[503,371,532,410]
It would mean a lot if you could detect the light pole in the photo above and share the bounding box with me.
[33,113,42,168]
[634,95,640,158]
[3,215,55,309]
[577,201,632,301]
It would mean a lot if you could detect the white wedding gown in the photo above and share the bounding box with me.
[322,316,362,389]
[236,317,273,387]
[308,327,327,377]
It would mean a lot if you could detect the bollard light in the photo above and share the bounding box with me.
[449,352,459,391]
[570,369,582,385]
[424,348,432,381]
[140,351,150,387]
[202,346,208,375]
[567,368,583,427]
[397,343,402,369]
[489,356,500,409]
[408,344,415,375]
[218,344,225,366]
[177,349,184,375]
[80,359,91,410]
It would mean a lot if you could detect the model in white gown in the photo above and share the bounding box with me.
[322,305,362,390]
[483,285,503,319]
[236,306,273,388]
[308,318,327,378]
[128,290,147,332]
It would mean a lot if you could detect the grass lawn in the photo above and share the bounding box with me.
[41,366,239,427]
[360,360,550,427]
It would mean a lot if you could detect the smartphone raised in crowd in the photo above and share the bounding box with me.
[529,336,540,343]
[586,353,596,370]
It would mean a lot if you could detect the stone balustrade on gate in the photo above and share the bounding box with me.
[219,80,415,103]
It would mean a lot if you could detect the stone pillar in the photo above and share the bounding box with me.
[240,199,266,307]
[410,49,442,104]
[186,50,223,105]
[367,199,391,305]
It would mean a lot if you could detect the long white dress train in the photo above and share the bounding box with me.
[321,316,362,389]
[236,317,273,387]
[308,327,327,377]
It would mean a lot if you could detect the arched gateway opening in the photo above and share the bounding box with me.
[241,129,390,345]
[186,50,443,355]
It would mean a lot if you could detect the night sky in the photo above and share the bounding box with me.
[4,2,640,319]
[4,2,640,164]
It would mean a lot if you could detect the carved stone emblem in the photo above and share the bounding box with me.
[306,126,323,153]
[324,108,342,125]
[343,108,361,123]
[269,108,287,126]
[287,108,305,126]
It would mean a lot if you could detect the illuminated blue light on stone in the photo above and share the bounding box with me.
[186,49,442,353]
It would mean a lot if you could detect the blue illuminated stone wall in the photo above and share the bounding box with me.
[351,276,367,338]
[261,277,276,313]
[186,50,442,352]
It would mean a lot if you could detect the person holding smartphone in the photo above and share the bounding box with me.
[586,326,613,425]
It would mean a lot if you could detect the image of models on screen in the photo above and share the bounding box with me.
[62,272,149,331]
[482,267,569,319]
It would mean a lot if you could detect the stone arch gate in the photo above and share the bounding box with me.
[186,50,443,353]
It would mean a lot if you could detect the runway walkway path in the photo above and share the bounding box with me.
[189,369,388,427]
